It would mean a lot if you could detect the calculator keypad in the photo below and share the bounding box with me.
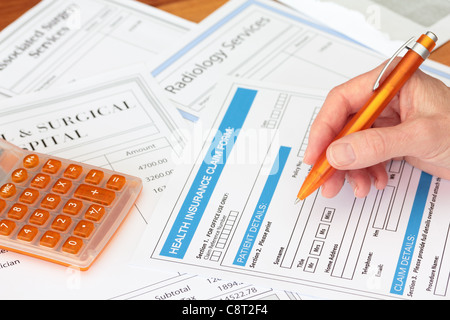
[0,148,142,270]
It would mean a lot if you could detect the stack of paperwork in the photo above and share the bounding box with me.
[1,0,450,300]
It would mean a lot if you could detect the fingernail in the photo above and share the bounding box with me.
[328,143,356,167]
[353,184,359,198]
[347,177,359,197]
[374,177,381,190]
[320,184,327,197]
[303,148,311,165]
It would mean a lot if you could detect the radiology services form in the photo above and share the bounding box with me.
[135,78,450,300]
[0,67,301,300]
[0,0,193,98]
[151,0,450,122]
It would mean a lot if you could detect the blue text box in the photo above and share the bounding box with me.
[234,146,291,266]
[160,88,258,259]
[390,171,432,295]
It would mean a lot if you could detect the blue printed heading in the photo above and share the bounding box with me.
[390,172,432,295]
[234,146,290,266]
[160,88,258,259]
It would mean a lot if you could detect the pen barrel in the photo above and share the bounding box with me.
[417,33,437,52]
[334,50,424,140]
[297,33,436,200]
[299,51,425,199]
[297,156,336,200]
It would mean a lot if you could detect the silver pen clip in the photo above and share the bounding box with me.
[372,37,415,91]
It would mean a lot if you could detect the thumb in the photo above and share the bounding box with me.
[326,123,415,170]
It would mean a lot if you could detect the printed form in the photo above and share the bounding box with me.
[132,0,450,299]
[0,0,300,300]
[2,0,449,300]
[134,78,450,300]
[151,0,450,122]
[0,67,181,298]
[0,0,194,98]
[0,67,300,300]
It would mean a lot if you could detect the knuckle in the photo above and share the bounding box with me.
[327,85,342,97]
[361,129,389,158]
[414,118,446,159]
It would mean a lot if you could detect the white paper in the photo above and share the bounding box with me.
[0,66,302,300]
[279,0,450,54]
[0,0,303,300]
[0,0,194,97]
[0,67,180,298]
[151,0,450,123]
[278,0,402,56]
[134,77,450,300]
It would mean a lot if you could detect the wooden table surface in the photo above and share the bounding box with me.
[1,0,449,67]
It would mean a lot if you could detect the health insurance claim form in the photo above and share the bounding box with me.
[136,76,450,300]
[134,0,450,299]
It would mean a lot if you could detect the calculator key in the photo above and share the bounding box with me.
[74,184,115,206]
[85,169,104,185]
[64,164,83,179]
[42,159,62,174]
[0,140,142,270]
[17,225,38,242]
[40,231,60,248]
[41,193,62,210]
[23,154,39,169]
[0,219,15,236]
[19,188,40,205]
[31,173,51,189]
[0,199,6,213]
[11,168,28,183]
[51,215,72,232]
[0,183,16,198]
[106,175,126,191]
[52,178,72,194]
[29,209,50,226]
[74,220,95,238]
[62,236,83,255]
[7,204,28,220]
[63,199,83,216]
[84,204,105,222]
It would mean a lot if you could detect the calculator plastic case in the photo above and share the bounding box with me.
[0,140,142,270]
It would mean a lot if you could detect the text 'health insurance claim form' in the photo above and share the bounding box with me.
[135,78,450,300]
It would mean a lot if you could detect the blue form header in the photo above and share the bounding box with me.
[234,146,291,266]
[160,88,258,259]
[390,171,432,295]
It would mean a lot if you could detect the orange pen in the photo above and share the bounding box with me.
[296,31,438,202]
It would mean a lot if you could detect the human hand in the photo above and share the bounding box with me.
[303,61,450,198]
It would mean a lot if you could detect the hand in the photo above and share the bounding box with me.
[303,61,450,198]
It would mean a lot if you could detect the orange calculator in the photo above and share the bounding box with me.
[0,140,142,270]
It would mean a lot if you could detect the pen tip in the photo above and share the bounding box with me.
[294,198,300,205]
